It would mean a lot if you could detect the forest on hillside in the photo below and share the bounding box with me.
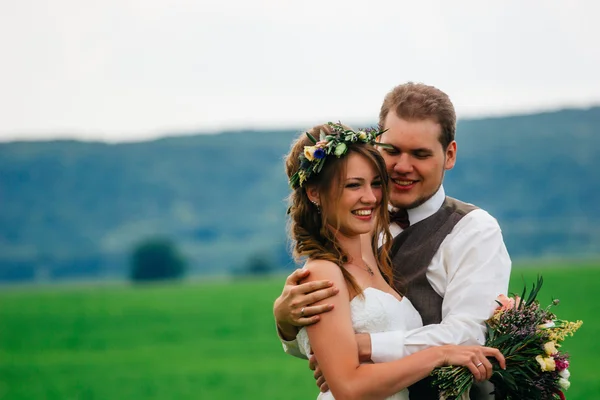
[1,107,599,282]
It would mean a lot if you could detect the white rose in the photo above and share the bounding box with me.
[559,368,571,379]
[558,378,571,390]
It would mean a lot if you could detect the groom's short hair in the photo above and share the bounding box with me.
[379,82,456,149]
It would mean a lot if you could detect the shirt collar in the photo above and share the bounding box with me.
[409,185,445,225]
[389,185,446,226]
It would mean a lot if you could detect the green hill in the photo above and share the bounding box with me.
[1,107,599,281]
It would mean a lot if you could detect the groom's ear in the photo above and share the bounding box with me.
[305,185,320,205]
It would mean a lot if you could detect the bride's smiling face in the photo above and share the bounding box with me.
[325,152,383,237]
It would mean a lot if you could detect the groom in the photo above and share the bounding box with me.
[273,82,512,399]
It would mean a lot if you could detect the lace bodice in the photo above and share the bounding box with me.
[298,287,423,400]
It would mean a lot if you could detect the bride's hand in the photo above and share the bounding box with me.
[438,345,506,381]
[273,268,339,337]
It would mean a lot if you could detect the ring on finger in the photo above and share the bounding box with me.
[300,307,305,317]
[475,362,483,367]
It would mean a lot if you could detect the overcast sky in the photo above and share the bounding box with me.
[1,0,599,142]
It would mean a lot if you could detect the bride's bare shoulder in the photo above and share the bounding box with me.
[302,259,344,284]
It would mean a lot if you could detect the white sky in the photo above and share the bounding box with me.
[1,0,599,142]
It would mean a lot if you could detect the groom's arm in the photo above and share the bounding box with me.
[369,210,511,362]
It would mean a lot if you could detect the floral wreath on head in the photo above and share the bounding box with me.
[289,122,392,189]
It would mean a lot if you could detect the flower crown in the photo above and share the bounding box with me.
[289,122,391,189]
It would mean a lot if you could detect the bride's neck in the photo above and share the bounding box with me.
[334,231,365,265]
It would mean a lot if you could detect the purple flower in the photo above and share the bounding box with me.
[314,148,326,159]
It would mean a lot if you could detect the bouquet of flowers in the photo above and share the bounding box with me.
[432,276,582,400]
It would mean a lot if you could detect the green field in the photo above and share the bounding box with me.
[1,263,599,399]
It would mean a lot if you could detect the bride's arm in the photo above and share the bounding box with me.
[304,260,438,399]
[273,268,339,359]
[304,260,503,400]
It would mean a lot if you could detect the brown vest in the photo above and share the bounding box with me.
[389,196,477,324]
[388,197,481,400]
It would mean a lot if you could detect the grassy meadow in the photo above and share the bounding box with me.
[1,262,599,399]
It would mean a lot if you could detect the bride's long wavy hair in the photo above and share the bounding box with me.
[285,123,394,296]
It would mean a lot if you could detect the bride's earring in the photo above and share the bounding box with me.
[311,200,321,213]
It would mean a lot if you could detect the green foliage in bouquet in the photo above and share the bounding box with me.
[432,276,582,400]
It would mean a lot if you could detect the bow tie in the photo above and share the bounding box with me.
[389,208,410,229]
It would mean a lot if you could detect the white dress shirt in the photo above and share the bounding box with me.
[279,186,512,362]
[372,186,511,362]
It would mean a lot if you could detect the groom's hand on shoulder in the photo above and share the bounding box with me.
[274,268,339,339]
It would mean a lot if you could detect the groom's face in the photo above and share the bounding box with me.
[379,112,456,210]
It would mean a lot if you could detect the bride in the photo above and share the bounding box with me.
[280,122,504,399]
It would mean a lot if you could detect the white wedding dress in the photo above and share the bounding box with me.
[297,287,423,400]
